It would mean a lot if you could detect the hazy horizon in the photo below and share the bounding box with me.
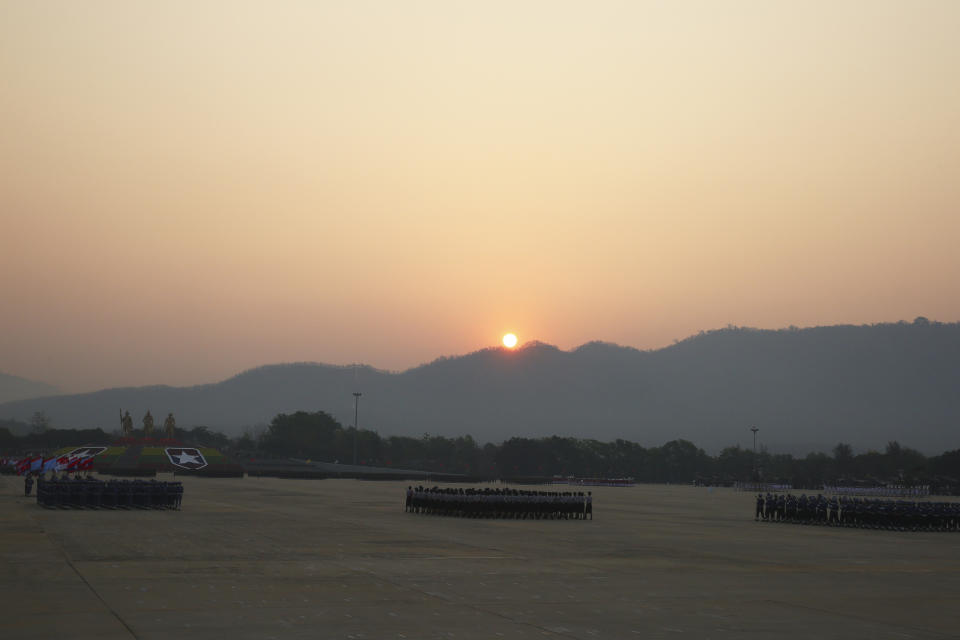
[2,317,954,395]
[3,1,959,393]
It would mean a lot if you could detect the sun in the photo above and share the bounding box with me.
[502,333,518,348]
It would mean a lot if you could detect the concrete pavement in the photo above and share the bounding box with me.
[3,475,959,639]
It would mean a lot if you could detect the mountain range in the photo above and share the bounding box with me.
[0,373,59,405]
[1,320,958,454]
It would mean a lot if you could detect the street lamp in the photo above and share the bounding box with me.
[750,426,759,483]
[352,392,362,465]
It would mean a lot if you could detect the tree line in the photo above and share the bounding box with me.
[3,410,960,491]
[0,422,231,452]
[245,411,960,490]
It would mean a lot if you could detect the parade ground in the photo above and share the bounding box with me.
[3,476,959,639]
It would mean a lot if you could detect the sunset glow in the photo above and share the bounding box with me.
[1,2,959,392]
[502,334,518,349]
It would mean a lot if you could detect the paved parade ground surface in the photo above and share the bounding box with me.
[3,476,960,640]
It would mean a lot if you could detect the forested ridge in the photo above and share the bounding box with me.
[3,319,959,454]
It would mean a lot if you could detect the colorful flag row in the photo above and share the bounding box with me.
[7,455,94,475]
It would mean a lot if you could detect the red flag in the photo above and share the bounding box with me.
[16,456,39,475]
[78,457,94,471]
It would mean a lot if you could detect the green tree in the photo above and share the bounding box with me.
[833,442,853,465]
[30,411,51,434]
[260,411,343,459]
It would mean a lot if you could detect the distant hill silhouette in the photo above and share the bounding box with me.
[0,372,59,404]
[1,320,958,454]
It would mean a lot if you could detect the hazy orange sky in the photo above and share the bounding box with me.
[2,1,959,393]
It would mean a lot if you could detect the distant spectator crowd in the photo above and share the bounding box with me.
[551,477,635,487]
[735,482,793,492]
[822,485,930,498]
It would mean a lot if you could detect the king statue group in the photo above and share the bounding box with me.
[120,410,176,438]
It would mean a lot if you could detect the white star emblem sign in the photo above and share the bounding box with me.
[165,447,208,470]
[174,452,200,465]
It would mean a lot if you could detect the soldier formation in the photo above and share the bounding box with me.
[755,493,960,531]
[405,486,593,520]
[36,476,183,510]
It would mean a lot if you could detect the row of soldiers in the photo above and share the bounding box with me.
[755,493,960,531]
[36,476,183,510]
[405,486,593,520]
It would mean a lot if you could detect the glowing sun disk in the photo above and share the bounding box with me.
[502,333,518,348]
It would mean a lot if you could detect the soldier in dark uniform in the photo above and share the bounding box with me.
[25,472,35,496]
[827,496,839,525]
[585,491,593,520]
[755,494,764,521]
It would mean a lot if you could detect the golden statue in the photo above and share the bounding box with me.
[164,413,176,439]
[121,410,134,437]
[143,410,154,436]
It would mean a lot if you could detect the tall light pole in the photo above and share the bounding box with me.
[750,426,759,482]
[352,392,362,465]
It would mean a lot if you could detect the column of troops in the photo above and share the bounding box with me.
[37,476,183,510]
[755,493,960,531]
[405,486,593,520]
